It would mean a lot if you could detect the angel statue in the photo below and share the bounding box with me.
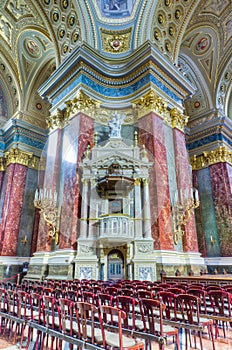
[108,113,125,139]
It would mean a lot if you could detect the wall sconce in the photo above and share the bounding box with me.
[34,188,60,245]
[172,188,200,245]
[21,235,27,244]
[210,235,216,245]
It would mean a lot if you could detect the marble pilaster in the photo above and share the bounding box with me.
[209,162,232,256]
[0,164,27,256]
[138,112,174,250]
[173,128,198,252]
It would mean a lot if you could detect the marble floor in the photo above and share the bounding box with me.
[0,326,231,349]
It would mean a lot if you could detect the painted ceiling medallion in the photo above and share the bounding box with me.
[97,0,135,18]
[194,35,211,54]
[24,39,41,58]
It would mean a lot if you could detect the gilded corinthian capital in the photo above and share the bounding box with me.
[170,108,189,131]
[65,90,97,119]
[135,91,168,118]
[5,148,33,167]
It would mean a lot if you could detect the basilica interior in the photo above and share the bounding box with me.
[0,0,231,282]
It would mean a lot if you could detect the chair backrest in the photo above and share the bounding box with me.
[59,298,74,336]
[76,301,100,344]
[207,290,231,316]
[98,292,115,306]
[176,294,201,324]
[167,287,185,295]
[139,298,164,335]
[116,295,139,330]
[157,291,176,320]
[186,288,207,314]
[137,290,153,299]
[99,305,126,350]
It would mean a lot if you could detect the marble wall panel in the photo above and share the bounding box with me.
[17,168,38,257]
[197,167,220,257]
[209,162,232,256]
[192,170,207,257]
[138,113,173,250]
[1,164,27,256]
[59,113,94,249]
[173,129,198,252]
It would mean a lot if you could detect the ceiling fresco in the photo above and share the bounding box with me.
[0,0,231,130]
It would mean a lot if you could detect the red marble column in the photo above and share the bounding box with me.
[209,162,232,256]
[173,129,198,252]
[0,164,27,256]
[59,113,94,249]
[139,112,174,250]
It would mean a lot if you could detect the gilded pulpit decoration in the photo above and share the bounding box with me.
[190,147,232,170]
[5,148,33,167]
[170,108,189,131]
[46,108,69,130]
[100,28,132,53]
[65,90,97,119]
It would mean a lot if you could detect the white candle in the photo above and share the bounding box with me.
[35,189,38,201]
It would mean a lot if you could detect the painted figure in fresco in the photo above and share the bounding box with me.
[108,113,125,138]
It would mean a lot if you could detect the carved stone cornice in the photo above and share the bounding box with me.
[134,91,188,131]
[5,148,33,167]
[190,147,232,170]
[65,90,98,120]
[46,108,69,131]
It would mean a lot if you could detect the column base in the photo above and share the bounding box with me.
[0,256,29,282]
[26,250,76,280]
[73,239,99,280]
[154,250,205,278]
[133,239,157,281]
[205,257,232,274]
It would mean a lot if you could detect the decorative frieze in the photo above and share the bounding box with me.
[190,147,232,170]
[100,28,132,53]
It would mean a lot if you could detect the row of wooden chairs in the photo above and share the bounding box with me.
[0,288,177,350]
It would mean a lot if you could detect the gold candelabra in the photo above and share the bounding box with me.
[172,188,200,245]
[34,188,60,245]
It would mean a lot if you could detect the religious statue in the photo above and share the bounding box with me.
[108,113,125,138]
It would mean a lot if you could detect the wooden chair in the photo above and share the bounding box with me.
[207,289,232,339]
[116,295,143,331]
[75,301,102,345]
[43,295,62,350]
[176,294,215,350]
[140,298,180,350]
[99,305,144,350]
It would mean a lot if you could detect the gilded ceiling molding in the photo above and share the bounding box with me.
[133,91,188,131]
[190,147,232,170]
[4,148,33,167]
[100,28,132,54]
